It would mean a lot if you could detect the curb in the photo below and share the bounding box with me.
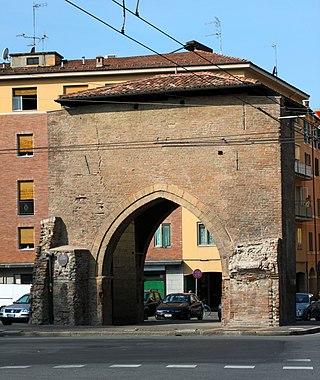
[1,326,320,337]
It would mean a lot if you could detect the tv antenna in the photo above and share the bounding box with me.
[17,3,47,51]
[266,43,278,76]
[205,17,223,54]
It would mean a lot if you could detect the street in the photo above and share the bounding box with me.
[1,334,320,379]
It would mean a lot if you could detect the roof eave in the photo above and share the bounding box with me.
[56,83,268,106]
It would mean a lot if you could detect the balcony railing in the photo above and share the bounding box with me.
[295,201,312,219]
[295,160,312,179]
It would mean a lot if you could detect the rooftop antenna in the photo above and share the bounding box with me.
[205,17,223,54]
[17,3,47,51]
[32,3,47,49]
[271,43,278,76]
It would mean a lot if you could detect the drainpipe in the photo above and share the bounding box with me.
[311,114,319,297]
[46,252,54,324]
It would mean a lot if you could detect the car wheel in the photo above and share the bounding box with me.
[155,315,160,320]
[197,310,203,320]
[185,312,191,320]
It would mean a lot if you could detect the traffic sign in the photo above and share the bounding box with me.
[193,269,202,279]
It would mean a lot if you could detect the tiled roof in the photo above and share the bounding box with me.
[0,51,248,75]
[57,72,259,101]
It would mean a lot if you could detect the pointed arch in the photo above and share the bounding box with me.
[91,183,232,278]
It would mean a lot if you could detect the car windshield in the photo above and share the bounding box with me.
[163,294,189,303]
[14,294,30,304]
[296,294,310,304]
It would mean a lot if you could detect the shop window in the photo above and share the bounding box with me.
[154,224,171,247]
[18,227,34,250]
[12,88,37,111]
[197,223,214,246]
[17,134,33,156]
[18,181,34,215]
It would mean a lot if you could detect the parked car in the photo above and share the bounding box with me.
[0,293,30,325]
[144,289,162,320]
[155,292,203,320]
[296,292,315,320]
[302,301,320,321]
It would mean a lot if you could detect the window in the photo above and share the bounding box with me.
[18,227,34,250]
[295,144,301,160]
[154,224,171,247]
[17,134,33,156]
[315,158,319,176]
[305,153,311,166]
[13,88,37,111]
[197,223,214,246]
[297,227,302,250]
[26,57,39,65]
[309,231,313,252]
[63,85,88,95]
[304,121,311,144]
[18,181,34,215]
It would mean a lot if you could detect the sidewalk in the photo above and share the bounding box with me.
[1,316,320,337]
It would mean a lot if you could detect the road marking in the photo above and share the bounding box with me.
[0,366,31,369]
[166,365,197,368]
[224,365,255,369]
[110,364,142,368]
[287,359,311,362]
[54,365,86,368]
[283,366,313,370]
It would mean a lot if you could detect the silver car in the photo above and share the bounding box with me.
[0,293,30,325]
[296,292,315,320]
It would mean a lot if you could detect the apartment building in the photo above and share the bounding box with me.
[0,42,317,301]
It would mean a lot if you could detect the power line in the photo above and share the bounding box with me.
[111,0,283,108]
[65,0,283,124]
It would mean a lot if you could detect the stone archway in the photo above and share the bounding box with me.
[91,184,231,325]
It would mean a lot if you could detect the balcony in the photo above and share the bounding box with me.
[295,201,312,220]
[295,160,312,179]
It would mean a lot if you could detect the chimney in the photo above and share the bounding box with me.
[96,56,104,68]
[185,40,213,53]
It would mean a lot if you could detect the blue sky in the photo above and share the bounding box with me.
[1,0,319,109]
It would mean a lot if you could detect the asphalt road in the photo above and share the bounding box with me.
[1,334,320,379]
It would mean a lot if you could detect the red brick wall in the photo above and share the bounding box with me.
[0,113,48,264]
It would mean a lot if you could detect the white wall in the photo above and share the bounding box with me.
[0,284,31,306]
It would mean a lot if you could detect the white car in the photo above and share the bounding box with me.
[0,293,30,325]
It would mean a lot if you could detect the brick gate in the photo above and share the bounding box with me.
[31,82,296,327]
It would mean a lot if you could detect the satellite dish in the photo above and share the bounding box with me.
[2,47,9,61]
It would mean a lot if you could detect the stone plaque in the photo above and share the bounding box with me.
[58,252,69,267]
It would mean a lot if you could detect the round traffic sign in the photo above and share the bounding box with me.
[193,268,202,279]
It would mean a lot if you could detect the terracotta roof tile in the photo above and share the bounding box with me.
[0,51,248,75]
[58,72,259,100]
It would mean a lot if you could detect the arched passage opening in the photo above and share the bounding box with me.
[92,187,228,325]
